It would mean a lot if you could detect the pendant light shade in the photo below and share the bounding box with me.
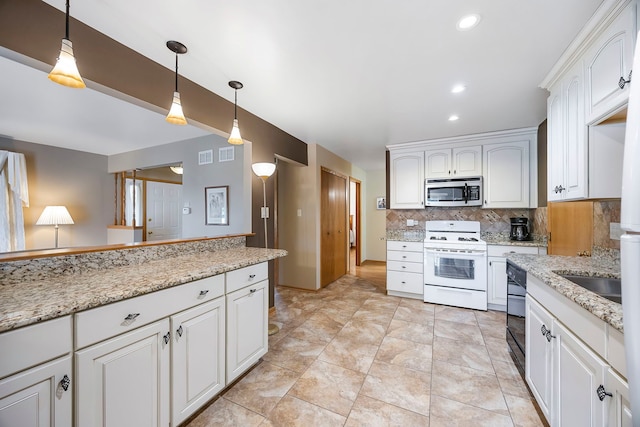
[166,40,188,126]
[48,1,85,88]
[228,81,244,145]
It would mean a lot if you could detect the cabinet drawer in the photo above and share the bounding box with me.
[0,316,72,379]
[387,271,424,294]
[387,260,423,274]
[387,250,423,263]
[226,262,268,293]
[75,274,224,350]
[488,245,541,257]
[387,241,423,252]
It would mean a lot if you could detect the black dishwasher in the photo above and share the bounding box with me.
[506,260,526,378]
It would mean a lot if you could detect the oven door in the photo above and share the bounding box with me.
[424,248,487,290]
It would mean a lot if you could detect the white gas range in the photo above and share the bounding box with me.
[423,220,488,310]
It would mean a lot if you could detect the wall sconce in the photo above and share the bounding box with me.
[48,0,85,88]
[165,40,188,125]
[228,81,244,145]
[36,205,74,248]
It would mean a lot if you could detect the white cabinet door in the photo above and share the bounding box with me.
[483,140,530,208]
[487,257,507,309]
[547,86,565,202]
[226,280,268,383]
[75,319,170,427]
[452,146,482,177]
[605,368,633,427]
[526,296,554,423]
[389,151,425,209]
[585,2,635,124]
[425,149,451,179]
[0,356,72,427]
[563,70,587,200]
[554,320,607,427]
[171,298,226,426]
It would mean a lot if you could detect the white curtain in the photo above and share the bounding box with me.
[0,151,29,252]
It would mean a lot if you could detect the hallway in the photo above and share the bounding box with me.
[186,264,544,426]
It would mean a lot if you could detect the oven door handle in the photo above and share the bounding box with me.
[424,248,487,257]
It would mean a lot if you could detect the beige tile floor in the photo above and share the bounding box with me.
[186,273,545,427]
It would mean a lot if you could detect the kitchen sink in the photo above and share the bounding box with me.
[560,275,622,304]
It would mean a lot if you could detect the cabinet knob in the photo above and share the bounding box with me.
[199,290,209,297]
[176,325,183,337]
[401,281,406,284]
[619,70,632,89]
[541,325,556,342]
[59,374,71,392]
[596,384,613,401]
[249,288,257,293]
[163,332,171,345]
[249,274,256,280]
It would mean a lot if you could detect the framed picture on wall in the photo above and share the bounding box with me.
[205,186,229,225]
[376,196,386,210]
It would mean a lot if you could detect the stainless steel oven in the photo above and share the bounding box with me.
[506,260,526,378]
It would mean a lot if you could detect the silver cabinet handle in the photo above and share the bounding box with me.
[124,313,140,322]
[597,385,613,401]
[59,374,71,392]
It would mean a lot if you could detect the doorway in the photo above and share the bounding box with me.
[320,167,348,287]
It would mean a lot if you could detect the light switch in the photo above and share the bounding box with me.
[297,209,302,217]
[182,207,191,214]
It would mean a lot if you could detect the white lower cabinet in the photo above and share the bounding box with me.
[171,298,226,426]
[526,292,632,426]
[75,319,171,427]
[226,279,268,383]
[488,245,544,311]
[0,316,73,427]
[0,356,72,427]
[386,241,424,300]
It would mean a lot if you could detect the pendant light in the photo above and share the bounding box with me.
[165,40,188,125]
[48,0,85,88]
[228,81,244,145]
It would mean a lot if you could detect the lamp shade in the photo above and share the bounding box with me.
[228,119,243,145]
[170,165,184,175]
[48,39,86,89]
[36,206,75,226]
[166,92,187,125]
[252,163,276,179]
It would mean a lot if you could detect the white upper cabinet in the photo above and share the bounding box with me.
[585,2,636,124]
[547,63,588,202]
[425,146,481,179]
[483,140,530,208]
[389,151,424,209]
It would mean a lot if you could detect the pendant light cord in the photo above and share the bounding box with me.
[174,55,179,92]
[234,90,238,119]
[64,0,70,40]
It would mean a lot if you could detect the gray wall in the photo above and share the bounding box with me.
[0,137,112,250]
[109,134,251,237]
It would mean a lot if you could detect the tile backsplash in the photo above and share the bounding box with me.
[386,207,539,235]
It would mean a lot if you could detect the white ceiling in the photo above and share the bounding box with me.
[4,0,603,170]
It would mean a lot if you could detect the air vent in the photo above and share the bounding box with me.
[198,150,213,165]
[219,146,234,162]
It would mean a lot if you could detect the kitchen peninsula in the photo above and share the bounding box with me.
[0,235,286,426]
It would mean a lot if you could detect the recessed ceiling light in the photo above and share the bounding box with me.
[449,115,459,121]
[457,14,481,31]
[451,84,466,94]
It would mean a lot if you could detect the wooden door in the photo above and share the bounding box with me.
[321,169,348,287]
[548,201,593,256]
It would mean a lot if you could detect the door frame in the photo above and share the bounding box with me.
[350,177,362,267]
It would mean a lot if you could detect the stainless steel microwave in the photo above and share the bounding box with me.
[425,177,483,207]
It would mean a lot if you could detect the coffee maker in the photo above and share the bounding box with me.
[510,217,530,241]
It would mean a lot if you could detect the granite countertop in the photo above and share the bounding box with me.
[484,237,547,248]
[505,253,622,332]
[0,247,287,333]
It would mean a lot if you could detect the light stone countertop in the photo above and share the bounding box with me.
[484,238,547,248]
[0,247,287,333]
[505,254,623,332]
